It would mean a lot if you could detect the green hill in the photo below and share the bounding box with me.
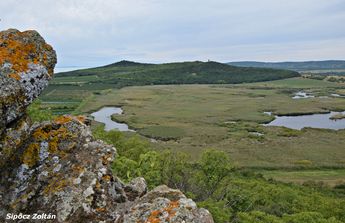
[53,60,299,89]
[228,60,345,71]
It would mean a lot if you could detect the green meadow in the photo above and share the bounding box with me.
[41,77,345,171]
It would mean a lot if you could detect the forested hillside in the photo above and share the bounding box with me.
[52,60,299,88]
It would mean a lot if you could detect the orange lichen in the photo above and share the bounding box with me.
[76,115,86,123]
[145,201,180,223]
[146,210,161,223]
[22,143,40,167]
[53,116,73,125]
[164,201,179,221]
[0,30,54,79]
[8,73,21,80]
[102,175,111,182]
[95,207,106,212]
[145,200,180,223]
[0,38,35,76]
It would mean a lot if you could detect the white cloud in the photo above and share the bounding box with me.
[0,0,344,66]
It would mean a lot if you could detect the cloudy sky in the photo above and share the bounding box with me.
[0,0,344,68]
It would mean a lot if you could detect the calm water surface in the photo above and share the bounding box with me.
[265,111,345,130]
[91,107,134,132]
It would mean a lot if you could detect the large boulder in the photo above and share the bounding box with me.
[0,29,213,223]
[0,29,57,168]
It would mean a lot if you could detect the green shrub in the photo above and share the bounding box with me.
[92,127,345,223]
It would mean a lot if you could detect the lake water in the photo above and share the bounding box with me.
[264,111,345,130]
[91,107,134,132]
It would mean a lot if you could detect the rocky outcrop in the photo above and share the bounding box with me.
[0,29,57,167]
[123,185,214,223]
[0,116,127,222]
[0,29,213,223]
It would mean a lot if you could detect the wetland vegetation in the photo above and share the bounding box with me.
[33,62,345,222]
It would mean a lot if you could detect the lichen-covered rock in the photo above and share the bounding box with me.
[0,29,56,134]
[0,29,213,223]
[0,116,133,222]
[0,115,31,167]
[123,185,213,223]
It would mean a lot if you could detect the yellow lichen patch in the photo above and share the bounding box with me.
[32,127,49,141]
[48,138,58,153]
[43,174,69,195]
[22,143,40,167]
[31,121,75,158]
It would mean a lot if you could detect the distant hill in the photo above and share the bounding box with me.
[53,60,299,89]
[102,60,153,67]
[228,60,345,71]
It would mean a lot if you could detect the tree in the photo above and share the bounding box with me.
[112,156,138,182]
[159,150,192,192]
[138,151,163,188]
[193,148,233,199]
